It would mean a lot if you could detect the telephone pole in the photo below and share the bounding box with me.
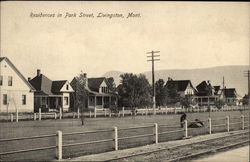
[244,70,250,102]
[147,50,160,115]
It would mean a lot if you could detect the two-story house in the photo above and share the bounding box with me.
[0,57,35,113]
[29,69,74,112]
[194,80,220,106]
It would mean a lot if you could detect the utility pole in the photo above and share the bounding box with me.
[147,50,160,115]
[222,76,225,101]
[244,70,250,106]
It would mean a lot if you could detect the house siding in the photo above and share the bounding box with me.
[0,59,34,112]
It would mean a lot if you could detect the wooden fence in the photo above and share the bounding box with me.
[0,115,249,161]
[0,105,249,122]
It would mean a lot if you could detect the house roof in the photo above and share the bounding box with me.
[213,86,220,95]
[88,77,108,92]
[70,77,116,96]
[165,80,194,92]
[0,57,35,91]
[29,73,72,95]
[29,74,53,95]
[196,81,215,96]
[52,80,67,92]
[224,88,236,98]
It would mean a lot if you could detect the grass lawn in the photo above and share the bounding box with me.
[0,110,248,161]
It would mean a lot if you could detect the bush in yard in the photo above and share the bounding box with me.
[214,99,225,109]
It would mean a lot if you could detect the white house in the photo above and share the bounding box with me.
[0,57,35,113]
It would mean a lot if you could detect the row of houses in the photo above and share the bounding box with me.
[0,57,117,113]
[165,78,239,106]
[0,57,240,113]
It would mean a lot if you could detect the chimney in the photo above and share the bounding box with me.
[37,69,41,76]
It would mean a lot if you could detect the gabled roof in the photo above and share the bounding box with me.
[165,80,194,92]
[0,57,35,91]
[70,77,115,95]
[196,81,214,96]
[224,88,236,98]
[52,80,67,92]
[88,77,107,92]
[213,86,220,95]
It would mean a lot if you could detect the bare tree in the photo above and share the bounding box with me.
[72,72,88,125]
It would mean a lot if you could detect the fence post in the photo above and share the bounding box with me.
[59,108,62,120]
[241,115,244,130]
[114,127,118,151]
[154,123,158,144]
[174,108,177,114]
[94,107,96,118]
[56,131,62,160]
[77,108,79,119]
[10,114,13,122]
[55,113,57,119]
[34,113,36,121]
[89,111,92,118]
[226,116,230,132]
[16,109,19,122]
[109,110,112,118]
[208,118,212,134]
[165,107,167,115]
[39,108,41,121]
[122,107,125,117]
[184,120,188,138]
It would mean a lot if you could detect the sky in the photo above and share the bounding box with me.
[0,2,249,81]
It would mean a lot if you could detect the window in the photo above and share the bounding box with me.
[3,94,7,105]
[22,95,26,105]
[66,84,69,90]
[64,97,69,105]
[0,76,3,86]
[8,76,13,86]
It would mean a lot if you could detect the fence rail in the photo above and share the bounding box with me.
[0,114,248,160]
[1,106,249,123]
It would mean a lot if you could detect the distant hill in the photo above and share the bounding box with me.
[103,65,249,97]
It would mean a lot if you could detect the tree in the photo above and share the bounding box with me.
[155,79,168,107]
[165,82,180,105]
[72,72,88,125]
[107,77,116,92]
[118,73,152,109]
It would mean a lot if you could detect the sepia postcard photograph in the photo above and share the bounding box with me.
[0,1,249,162]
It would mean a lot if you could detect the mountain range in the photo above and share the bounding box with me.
[103,65,249,97]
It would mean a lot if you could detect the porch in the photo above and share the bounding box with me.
[193,96,219,106]
[34,95,63,112]
[88,94,117,109]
